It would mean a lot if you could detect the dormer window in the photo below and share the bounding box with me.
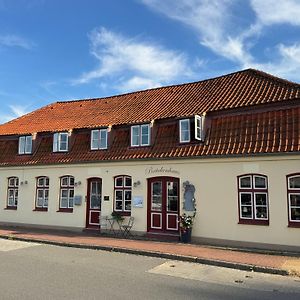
[91,129,108,150]
[179,119,190,143]
[18,135,32,154]
[131,124,150,147]
[53,132,68,152]
[179,115,204,143]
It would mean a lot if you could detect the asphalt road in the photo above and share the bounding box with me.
[0,239,299,300]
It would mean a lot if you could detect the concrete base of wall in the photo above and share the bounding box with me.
[0,221,83,233]
[192,236,300,254]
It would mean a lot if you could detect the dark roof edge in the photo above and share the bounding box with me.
[1,151,299,168]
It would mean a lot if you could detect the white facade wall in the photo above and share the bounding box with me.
[0,154,299,250]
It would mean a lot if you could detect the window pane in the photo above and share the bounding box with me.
[38,177,44,187]
[241,206,252,218]
[99,129,107,149]
[289,176,300,189]
[254,176,266,189]
[116,201,123,210]
[180,119,190,142]
[125,177,132,187]
[167,181,178,212]
[115,177,123,187]
[91,130,99,149]
[291,208,300,221]
[240,193,252,205]
[69,177,75,186]
[141,125,149,145]
[240,176,251,188]
[18,136,25,154]
[152,182,162,211]
[124,190,131,201]
[255,193,267,206]
[115,190,123,201]
[125,201,131,211]
[61,190,68,198]
[181,119,189,131]
[61,177,68,186]
[290,194,300,206]
[53,133,58,152]
[9,178,15,187]
[256,207,268,219]
[45,177,49,186]
[69,189,74,208]
[131,126,139,146]
[61,197,68,208]
[59,133,68,151]
[25,136,32,153]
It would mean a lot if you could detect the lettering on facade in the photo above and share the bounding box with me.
[145,166,180,175]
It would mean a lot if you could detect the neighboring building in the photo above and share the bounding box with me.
[0,69,299,251]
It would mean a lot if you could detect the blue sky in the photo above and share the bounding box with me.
[1,0,300,123]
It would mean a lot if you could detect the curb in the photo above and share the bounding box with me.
[0,234,289,277]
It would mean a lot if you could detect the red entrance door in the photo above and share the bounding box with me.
[147,177,179,234]
[86,178,102,229]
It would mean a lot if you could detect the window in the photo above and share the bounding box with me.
[53,132,68,152]
[35,177,49,211]
[130,124,150,147]
[18,136,32,154]
[114,175,132,215]
[179,119,190,143]
[59,176,74,212]
[7,177,19,209]
[195,115,203,141]
[91,129,108,150]
[287,174,300,227]
[238,174,269,225]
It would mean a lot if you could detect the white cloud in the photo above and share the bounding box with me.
[141,0,254,66]
[72,27,194,92]
[248,43,300,81]
[0,34,34,49]
[250,0,300,26]
[0,104,30,124]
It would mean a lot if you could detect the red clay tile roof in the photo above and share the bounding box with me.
[0,106,299,166]
[0,68,300,136]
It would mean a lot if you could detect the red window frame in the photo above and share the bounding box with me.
[58,175,74,213]
[114,175,132,216]
[6,177,19,210]
[237,174,269,225]
[287,173,300,228]
[34,176,49,211]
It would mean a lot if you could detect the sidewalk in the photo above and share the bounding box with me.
[0,226,299,277]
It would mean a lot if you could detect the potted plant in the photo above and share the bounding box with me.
[179,211,196,243]
[111,211,125,223]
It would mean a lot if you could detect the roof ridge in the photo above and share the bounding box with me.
[248,69,300,87]
[55,68,268,105]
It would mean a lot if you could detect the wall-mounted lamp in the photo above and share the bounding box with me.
[20,180,28,185]
[133,180,141,187]
[75,181,82,186]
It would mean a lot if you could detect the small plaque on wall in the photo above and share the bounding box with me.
[104,196,110,201]
[133,196,143,208]
[74,196,82,206]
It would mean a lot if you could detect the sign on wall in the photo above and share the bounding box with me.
[133,196,143,208]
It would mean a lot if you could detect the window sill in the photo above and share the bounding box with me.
[33,207,48,212]
[288,222,300,228]
[57,208,73,213]
[4,206,17,210]
[238,219,269,226]
[113,211,131,217]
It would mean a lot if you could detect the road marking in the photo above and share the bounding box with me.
[148,261,300,293]
[0,239,39,252]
